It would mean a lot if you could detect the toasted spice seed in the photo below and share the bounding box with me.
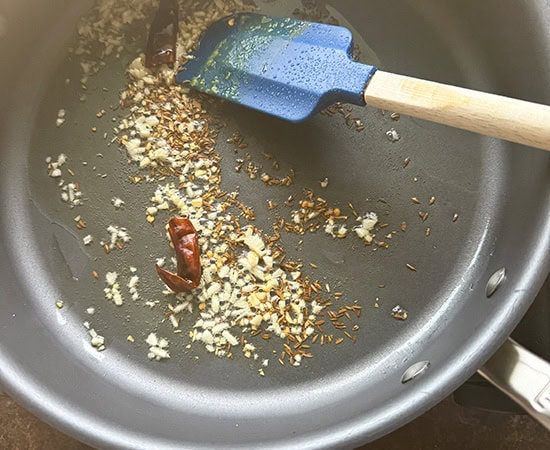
[103,244,110,254]
[67,168,75,176]
[115,241,124,250]
[401,222,407,232]
[406,263,417,272]
[344,331,353,340]
[452,213,459,222]
[334,292,343,298]
[92,270,99,279]
[425,227,431,236]
[429,196,436,205]
[262,333,271,340]
[311,334,319,344]
[348,202,358,217]
[379,223,389,229]
[309,262,318,269]
[278,358,285,365]
[335,337,344,345]
[418,211,429,222]
[403,157,410,168]
[390,112,400,121]
[411,197,421,204]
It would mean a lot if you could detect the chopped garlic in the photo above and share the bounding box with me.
[146,332,170,361]
[386,128,401,142]
[87,325,105,351]
[105,271,118,285]
[111,197,125,209]
[353,213,378,243]
[104,272,123,306]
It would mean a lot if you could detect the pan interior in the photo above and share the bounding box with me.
[1,0,549,448]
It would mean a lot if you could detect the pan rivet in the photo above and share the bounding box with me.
[486,267,506,298]
[401,361,431,384]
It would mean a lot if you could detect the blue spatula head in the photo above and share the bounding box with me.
[176,13,377,122]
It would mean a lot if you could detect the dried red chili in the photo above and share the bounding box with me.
[156,217,201,292]
[145,0,179,68]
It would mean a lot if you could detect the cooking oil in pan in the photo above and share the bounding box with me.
[19,0,486,385]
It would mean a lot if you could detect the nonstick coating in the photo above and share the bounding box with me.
[1,1,550,449]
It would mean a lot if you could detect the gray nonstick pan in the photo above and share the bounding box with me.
[1,0,550,448]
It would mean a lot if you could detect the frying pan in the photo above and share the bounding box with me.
[1,0,550,448]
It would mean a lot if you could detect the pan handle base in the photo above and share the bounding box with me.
[478,337,550,430]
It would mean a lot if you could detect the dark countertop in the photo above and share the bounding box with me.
[1,390,549,449]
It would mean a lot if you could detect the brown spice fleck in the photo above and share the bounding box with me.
[406,263,417,272]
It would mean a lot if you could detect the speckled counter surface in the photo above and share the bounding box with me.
[1,390,548,450]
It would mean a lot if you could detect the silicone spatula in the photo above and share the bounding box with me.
[176,13,550,151]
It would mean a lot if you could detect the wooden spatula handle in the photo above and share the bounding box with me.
[364,70,550,151]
